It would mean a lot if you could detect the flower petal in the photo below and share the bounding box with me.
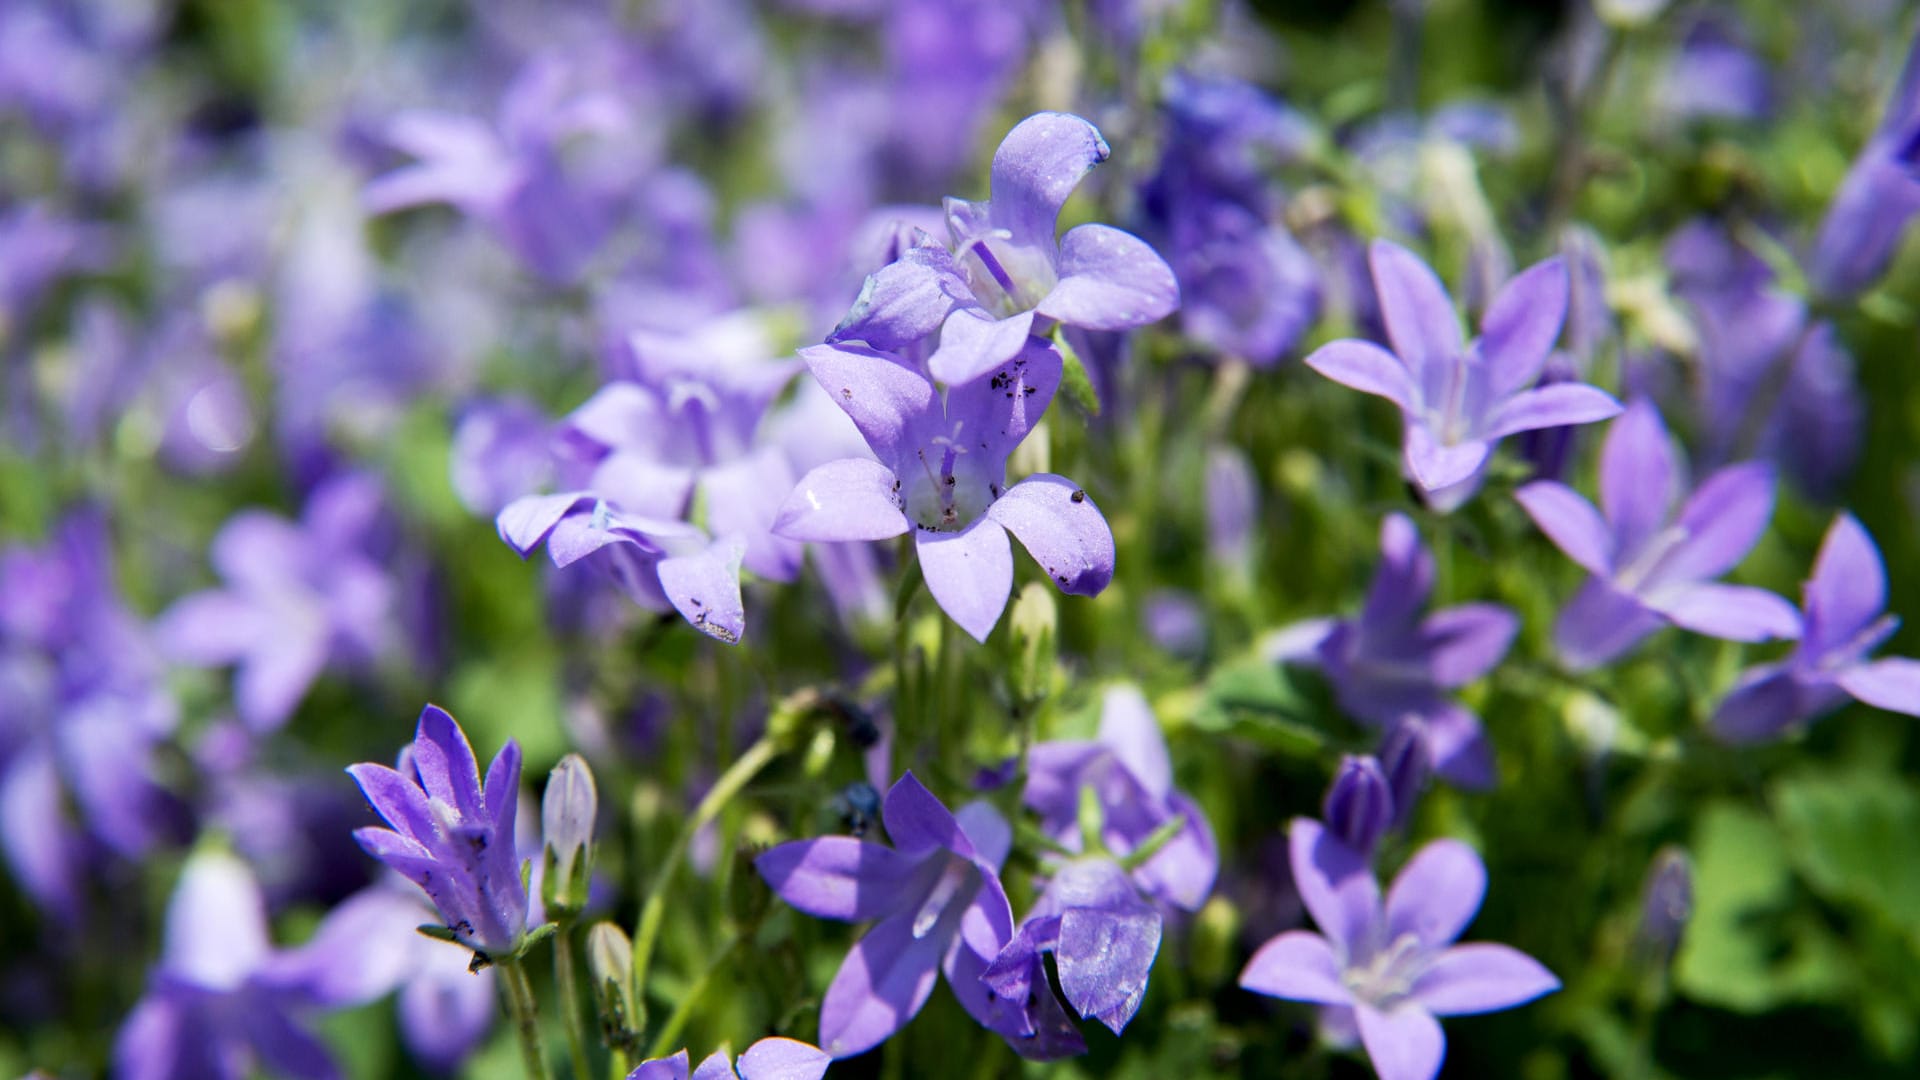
[882,772,971,860]
[691,1050,738,1080]
[1238,930,1352,1005]
[774,459,910,543]
[1369,240,1462,376]
[1838,657,1920,717]
[1037,224,1179,331]
[1403,425,1491,492]
[702,448,805,582]
[1643,583,1802,643]
[1597,400,1678,558]
[1553,577,1665,671]
[210,512,310,592]
[1411,943,1560,1017]
[1096,684,1172,800]
[736,1037,832,1080]
[413,704,485,820]
[657,536,747,645]
[1355,1002,1447,1080]
[1484,382,1622,439]
[986,112,1110,246]
[755,837,929,922]
[1057,901,1162,1034]
[927,307,1037,387]
[943,337,1063,467]
[916,517,1014,643]
[497,492,595,556]
[1709,663,1803,744]
[798,343,942,471]
[1386,838,1485,949]
[156,591,272,666]
[1422,603,1518,687]
[162,850,271,991]
[346,763,436,845]
[984,475,1114,597]
[1803,513,1888,659]
[1655,461,1776,587]
[830,243,972,352]
[1514,481,1614,576]
[1304,339,1414,410]
[1416,703,1497,790]
[818,909,946,1058]
[629,1050,692,1080]
[1479,256,1569,397]
[1287,818,1379,954]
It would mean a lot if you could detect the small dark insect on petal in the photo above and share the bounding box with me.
[1070,489,1086,503]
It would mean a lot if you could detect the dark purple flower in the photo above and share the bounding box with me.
[1811,32,1920,299]
[1377,719,1431,831]
[829,112,1178,386]
[1306,241,1621,511]
[629,1037,832,1080]
[755,772,1014,1058]
[1324,755,1394,859]
[1022,685,1218,912]
[1713,513,1920,742]
[773,339,1114,643]
[113,850,346,1080]
[158,473,399,731]
[347,705,530,958]
[1516,398,1800,669]
[1267,514,1515,788]
[1240,821,1559,1080]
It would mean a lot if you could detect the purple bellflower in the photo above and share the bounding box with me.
[157,472,399,731]
[347,705,531,959]
[754,772,1015,1059]
[450,396,555,517]
[773,339,1114,643]
[1809,31,1920,300]
[1516,398,1800,669]
[1267,514,1516,788]
[1324,755,1395,859]
[629,1037,831,1080]
[1713,513,1920,742]
[1305,240,1621,511]
[983,855,1159,1041]
[114,849,348,1080]
[1239,820,1560,1080]
[828,112,1178,386]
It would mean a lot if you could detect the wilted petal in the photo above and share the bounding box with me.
[818,909,946,1058]
[755,837,928,922]
[1411,943,1560,1017]
[1644,583,1801,643]
[774,459,909,543]
[1304,339,1414,410]
[987,112,1110,246]
[927,307,1037,387]
[1485,383,1621,439]
[1239,931,1351,1005]
[1656,462,1775,586]
[1803,513,1888,658]
[736,1037,832,1080]
[1288,819,1379,954]
[1423,603,1517,686]
[1369,240,1461,376]
[1554,577,1664,671]
[1598,400,1678,557]
[1478,256,1569,397]
[1038,224,1179,331]
[657,536,747,645]
[1839,657,1920,716]
[1514,482,1614,576]
[1385,839,1485,949]
[1355,1002,1446,1080]
[985,475,1114,597]
[917,517,1014,643]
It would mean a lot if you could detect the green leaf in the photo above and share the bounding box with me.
[1773,768,1920,953]
[1053,330,1102,418]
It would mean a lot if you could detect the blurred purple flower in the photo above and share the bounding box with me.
[830,113,1178,386]
[1240,821,1559,1080]
[1517,398,1799,669]
[755,772,1015,1058]
[1268,514,1514,788]
[1306,241,1621,511]
[1323,755,1394,859]
[0,202,114,325]
[1023,685,1218,912]
[348,705,529,958]
[1811,32,1920,299]
[1658,15,1772,123]
[1713,513,1920,742]
[450,397,554,517]
[774,339,1114,643]
[158,473,398,731]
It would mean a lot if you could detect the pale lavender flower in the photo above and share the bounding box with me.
[629,1037,832,1080]
[830,112,1178,386]
[1658,15,1772,123]
[1516,398,1800,669]
[1305,241,1621,511]
[450,397,554,517]
[1267,514,1514,788]
[158,473,398,731]
[755,773,1015,1058]
[1713,513,1920,742]
[347,705,529,958]
[773,339,1114,643]
[1240,820,1560,1080]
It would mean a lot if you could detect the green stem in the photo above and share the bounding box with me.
[629,736,781,1038]
[553,924,593,1080]
[644,932,746,1059]
[501,958,554,1080]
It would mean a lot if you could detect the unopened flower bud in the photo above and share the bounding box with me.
[1637,846,1693,965]
[586,921,638,1052]
[542,754,596,918]
[1323,755,1393,858]
[1379,719,1432,830]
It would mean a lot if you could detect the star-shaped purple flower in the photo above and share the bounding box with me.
[1239,820,1559,1080]
[1305,240,1621,511]
[754,772,1014,1059]
[829,112,1178,385]
[1268,514,1514,788]
[347,705,529,959]
[1516,398,1800,670]
[1713,513,1920,742]
[773,338,1114,643]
